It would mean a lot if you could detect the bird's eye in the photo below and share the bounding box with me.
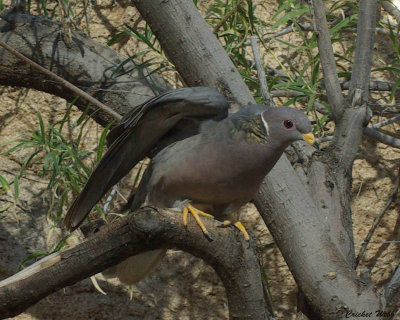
[283,120,294,129]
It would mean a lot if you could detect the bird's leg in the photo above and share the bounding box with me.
[183,204,214,241]
[220,220,250,240]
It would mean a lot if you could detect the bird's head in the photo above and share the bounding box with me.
[261,106,315,148]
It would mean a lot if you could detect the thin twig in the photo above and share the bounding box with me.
[0,39,122,121]
[356,164,400,266]
[341,80,394,92]
[369,103,400,108]
[372,114,400,128]
[244,25,393,47]
[309,0,345,119]
[244,23,314,45]
[83,0,92,37]
[250,36,271,104]
[332,27,394,36]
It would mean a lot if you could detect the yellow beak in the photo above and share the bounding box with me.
[302,133,315,146]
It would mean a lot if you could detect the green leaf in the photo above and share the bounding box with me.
[377,66,400,74]
[19,150,41,178]
[0,203,11,212]
[275,38,304,49]
[272,1,292,21]
[13,176,19,202]
[272,7,309,29]
[3,141,30,155]
[260,264,274,312]
[68,148,90,176]
[107,31,124,46]
[111,51,149,78]
[58,97,79,132]
[40,0,48,16]
[0,174,10,194]
[307,94,316,112]
[53,234,72,252]
[219,29,239,36]
[17,251,48,271]
[329,14,357,35]
[390,78,400,101]
[43,151,55,172]
[37,111,46,143]
[124,24,161,54]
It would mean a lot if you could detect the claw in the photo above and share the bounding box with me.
[219,220,250,240]
[233,221,250,240]
[183,204,214,242]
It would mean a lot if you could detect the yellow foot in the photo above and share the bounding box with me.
[183,204,215,241]
[221,220,250,240]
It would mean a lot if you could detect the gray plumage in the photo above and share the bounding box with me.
[64,87,313,284]
[64,87,229,231]
[135,105,312,221]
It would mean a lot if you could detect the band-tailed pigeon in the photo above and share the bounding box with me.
[64,87,315,284]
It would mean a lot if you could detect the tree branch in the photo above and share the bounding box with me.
[0,13,167,125]
[346,1,377,106]
[0,38,122,120]
[250,35,271,104]
[364,127,400,148]
[0,208,266,320]
[330,1,377,245]
[309,0,345,120]
[343,80,394,92]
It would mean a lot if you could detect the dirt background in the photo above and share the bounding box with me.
[1,0,400,319]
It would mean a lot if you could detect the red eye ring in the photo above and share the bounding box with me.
[283,120,294,129]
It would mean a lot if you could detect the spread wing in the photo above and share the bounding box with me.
[63,87,229,231]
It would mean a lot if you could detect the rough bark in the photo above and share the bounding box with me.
[0,208,266,320]
[0,13,168,125]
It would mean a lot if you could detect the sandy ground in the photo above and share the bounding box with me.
[1,1,400,319]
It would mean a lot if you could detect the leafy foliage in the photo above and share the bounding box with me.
[4,102,109,227]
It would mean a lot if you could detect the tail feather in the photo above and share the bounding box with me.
[113,249,167,284]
